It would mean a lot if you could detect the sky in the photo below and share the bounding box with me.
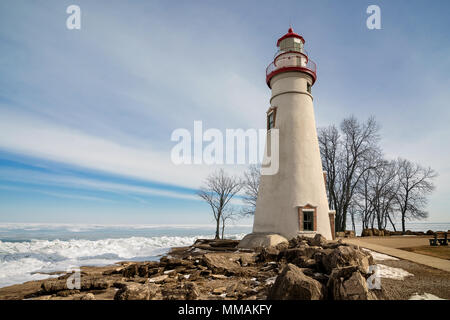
[0,0,449,225]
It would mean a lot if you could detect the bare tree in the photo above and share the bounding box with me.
[197,169,242,239]
[319,116,381,232]
[241,164,261,216]
[366,159,399,230]
[396,158,437,232]
[220,207,239,239]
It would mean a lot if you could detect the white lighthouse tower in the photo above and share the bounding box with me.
[240,28,335,248]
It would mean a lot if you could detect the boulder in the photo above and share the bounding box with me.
[327,266,377,300]
[80,278,112,291]
[257,246,281,262]
[202,253,242,275]
[114,283,159,300]
[361,229,373,237]
[310,234,327,247]
[344,230,356,238]
[320,246,373,274]
[184,282,200,300]
[372,229,381,236]
[41,280,67,294]
[80,293,96,300]
[148,274,169,284]
[267,264,324,300]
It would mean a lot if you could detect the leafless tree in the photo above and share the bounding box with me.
[220,206,239,239]
[366,159,399,230]
[197,169,242,239]
[319,116,381,232]
[241,164,261,216]
[396,158,437,232]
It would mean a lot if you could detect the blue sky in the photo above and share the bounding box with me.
[0,0,449,224]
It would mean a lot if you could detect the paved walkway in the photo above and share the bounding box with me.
[343,238,450,273]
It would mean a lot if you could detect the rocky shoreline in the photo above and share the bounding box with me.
[0,235,400,300]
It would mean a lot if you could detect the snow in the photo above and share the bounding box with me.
[376,264,414,280]
[362,248,399,261]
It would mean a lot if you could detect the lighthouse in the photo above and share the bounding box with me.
[240,28,335,248]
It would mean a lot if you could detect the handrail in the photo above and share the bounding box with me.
[266,54,317,86]
[274,47,309,60]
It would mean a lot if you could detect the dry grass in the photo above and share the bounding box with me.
[400,245,450,260]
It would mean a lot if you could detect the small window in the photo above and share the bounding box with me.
[266,107,277,130]
[307,83,312,94]
[303,211,314,231]
[268,112,275,130]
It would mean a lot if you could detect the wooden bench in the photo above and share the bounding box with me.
[429,232,448,246]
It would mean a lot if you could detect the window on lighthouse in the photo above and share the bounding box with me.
[303,211,314,231]
[267,112,275,130]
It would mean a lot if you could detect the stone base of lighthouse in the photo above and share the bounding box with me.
[238,232,289,249]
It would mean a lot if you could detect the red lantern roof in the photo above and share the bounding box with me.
[276,27,305,46]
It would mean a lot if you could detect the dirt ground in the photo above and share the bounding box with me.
[347,236,431,248]
[400,246,450,260]
[374,258,450,300]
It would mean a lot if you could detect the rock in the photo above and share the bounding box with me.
[41,280,67,294]
[267,264,324,300]
[275,242,289,252]
[361,229,373,237]
[122,264,139,277]
[184,282,200,300]
[81,278,111,290]
[320,246,373,274]
[327,266,377,300]
[260,262,278,271]
[237,252,257,266]
[114,283,159,300]
[310,234,327,247]
[344,230,356,238]
[148,274,169,284]
[202,253,242,275]
[208,240,240,248]
[335,232,346,238]
[238,233,288,249]
[212,287,226,295]
[56,289,80,297]
[80,293,96,300]
[372,228,381,236]
[200,270,212,277]
[257,246,280,262]
[288,236,310,248]
[283,246,321,263]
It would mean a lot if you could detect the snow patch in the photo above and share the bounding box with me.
[376,264,413,280]
[362,248,399,261]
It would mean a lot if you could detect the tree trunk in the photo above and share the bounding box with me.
[215,215,221,239]
[221,221,225,239]
[401,215,406,233]
[387,214,396,232]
